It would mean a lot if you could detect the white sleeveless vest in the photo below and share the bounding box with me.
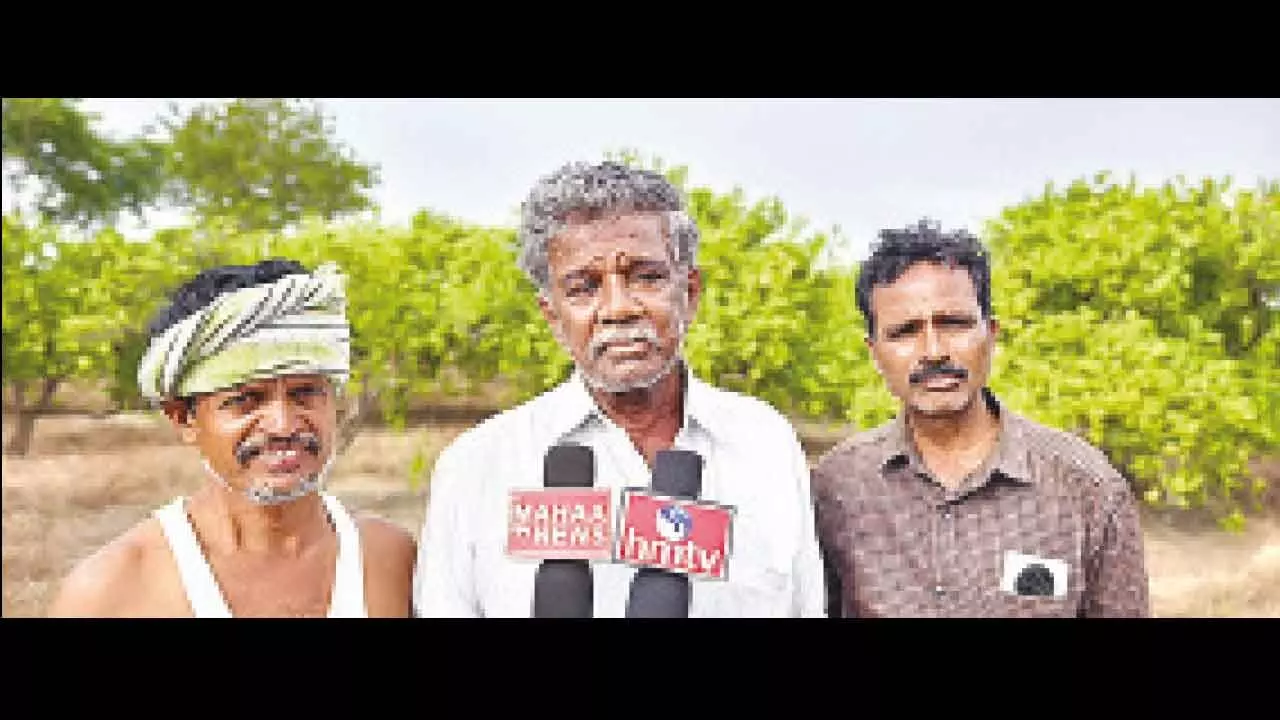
[153,493,367,618]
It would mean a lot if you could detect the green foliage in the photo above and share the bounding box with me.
[2,152,1275,526]
[2,98,379,237]
[682,185,859,421]
[1,215,195,420]
[2,98,167,229]
[990,173,1278,360]
[161,98,380,232]
[985,172,1279,519]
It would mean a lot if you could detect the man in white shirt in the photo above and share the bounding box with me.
[413,160,827,617]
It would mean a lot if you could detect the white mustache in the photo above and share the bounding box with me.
[590,325,661,356]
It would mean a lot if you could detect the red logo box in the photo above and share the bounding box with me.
[614,489,735,581]
[506,488,614,561]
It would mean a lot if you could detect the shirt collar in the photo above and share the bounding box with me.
[878,387,1036,486]
[535,361,721,450]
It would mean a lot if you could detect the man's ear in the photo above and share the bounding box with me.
[865,334,888,379]
[537,291,556,327]
[161,398,199,445]
[538,291,572,348]
[684,266,703,318]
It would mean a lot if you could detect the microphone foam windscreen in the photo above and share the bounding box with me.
[544,444,595,488]
[534,561,594,617]
[624,569,691,618]
[652,449,702,498]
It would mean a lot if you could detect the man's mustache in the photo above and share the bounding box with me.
[590,324,661,357]
[235,431,323,467]
[909,363,969,385]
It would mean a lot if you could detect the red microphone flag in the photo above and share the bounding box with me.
[506,488,615,561]
[615,489,734,581]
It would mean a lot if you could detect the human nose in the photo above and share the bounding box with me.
[258,388,303,435]
[597,273,642,324]
[921,324,947,362]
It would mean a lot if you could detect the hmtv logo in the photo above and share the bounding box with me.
[614,489,735,581]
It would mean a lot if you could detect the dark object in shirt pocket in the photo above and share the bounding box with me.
[1015,563,1057,596]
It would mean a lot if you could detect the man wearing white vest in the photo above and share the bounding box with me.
[48,259,416,618]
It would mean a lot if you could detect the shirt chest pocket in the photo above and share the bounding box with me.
[986,539,1086,618]
[990,592,1081,618]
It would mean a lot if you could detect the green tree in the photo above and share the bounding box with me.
[1,216,192,454]
[160,98,380,233]
[2,98,167,230]
[984,172,1279,526]
[5,137,1272,530]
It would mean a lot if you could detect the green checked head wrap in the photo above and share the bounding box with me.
[138,262,351,404]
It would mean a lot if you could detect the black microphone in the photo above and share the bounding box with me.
[624,449,702,618]
[532,444,596,618]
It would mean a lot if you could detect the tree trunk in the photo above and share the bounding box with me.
[4,381,33,456]
[3,377,58,456]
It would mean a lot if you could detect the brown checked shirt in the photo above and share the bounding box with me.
[812,389,1151,618]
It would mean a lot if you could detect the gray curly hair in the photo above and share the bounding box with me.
[516,161,701,293]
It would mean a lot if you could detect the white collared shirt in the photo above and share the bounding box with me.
[412,368,827,618]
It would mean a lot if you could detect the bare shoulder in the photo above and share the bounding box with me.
[353,514,417,617]
[47,518,165,618]
[356,514,417,565]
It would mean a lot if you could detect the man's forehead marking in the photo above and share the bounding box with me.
[561,247,666,269]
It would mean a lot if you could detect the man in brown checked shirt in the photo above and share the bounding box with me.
[813,220,1150,618]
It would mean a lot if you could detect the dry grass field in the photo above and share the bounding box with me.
[4,412,1278,618]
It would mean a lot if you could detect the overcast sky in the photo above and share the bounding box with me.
[75,97,1280,263]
